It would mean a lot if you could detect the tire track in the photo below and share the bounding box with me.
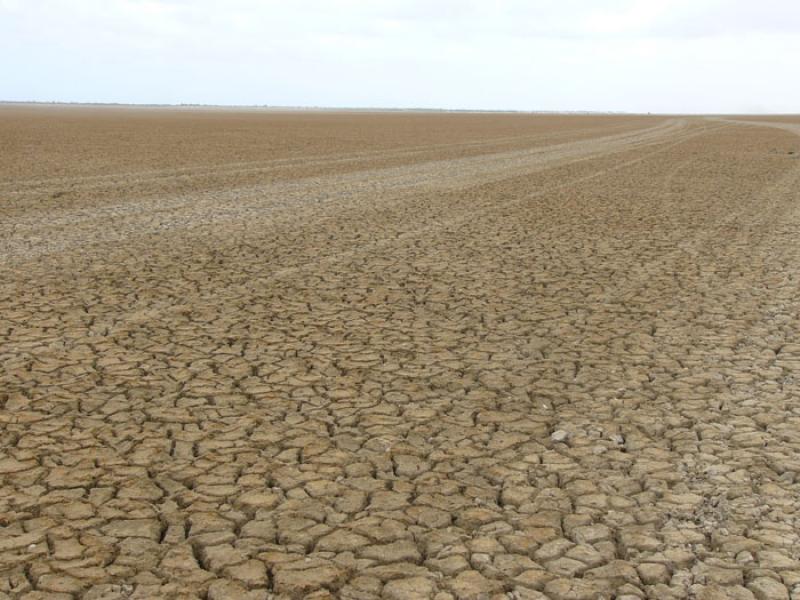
[2,119,687,262]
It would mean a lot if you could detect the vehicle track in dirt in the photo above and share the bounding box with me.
[1,119,691,261]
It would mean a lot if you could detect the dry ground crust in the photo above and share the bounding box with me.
[2,106,800,600]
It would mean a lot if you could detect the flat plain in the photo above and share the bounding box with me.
[1,105,800,600]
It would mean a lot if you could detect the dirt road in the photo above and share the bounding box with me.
[2,107,800,599]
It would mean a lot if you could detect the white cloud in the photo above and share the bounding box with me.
[1,0,799,112]
[583,0,684,35]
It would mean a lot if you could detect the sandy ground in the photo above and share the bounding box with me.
[1,106,800,600]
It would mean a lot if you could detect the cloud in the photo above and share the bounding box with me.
[1,0,799,112]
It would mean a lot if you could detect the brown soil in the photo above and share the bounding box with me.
[1,106,800,600]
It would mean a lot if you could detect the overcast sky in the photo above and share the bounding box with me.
[1,0,799,113]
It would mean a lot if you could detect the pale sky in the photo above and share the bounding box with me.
[2,0,799,113]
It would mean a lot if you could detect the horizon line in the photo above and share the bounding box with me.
[0,100,795,117]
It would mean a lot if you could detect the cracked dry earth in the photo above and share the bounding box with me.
[2,107,800,600]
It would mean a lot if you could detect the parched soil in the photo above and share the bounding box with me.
[1,106,800,600]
